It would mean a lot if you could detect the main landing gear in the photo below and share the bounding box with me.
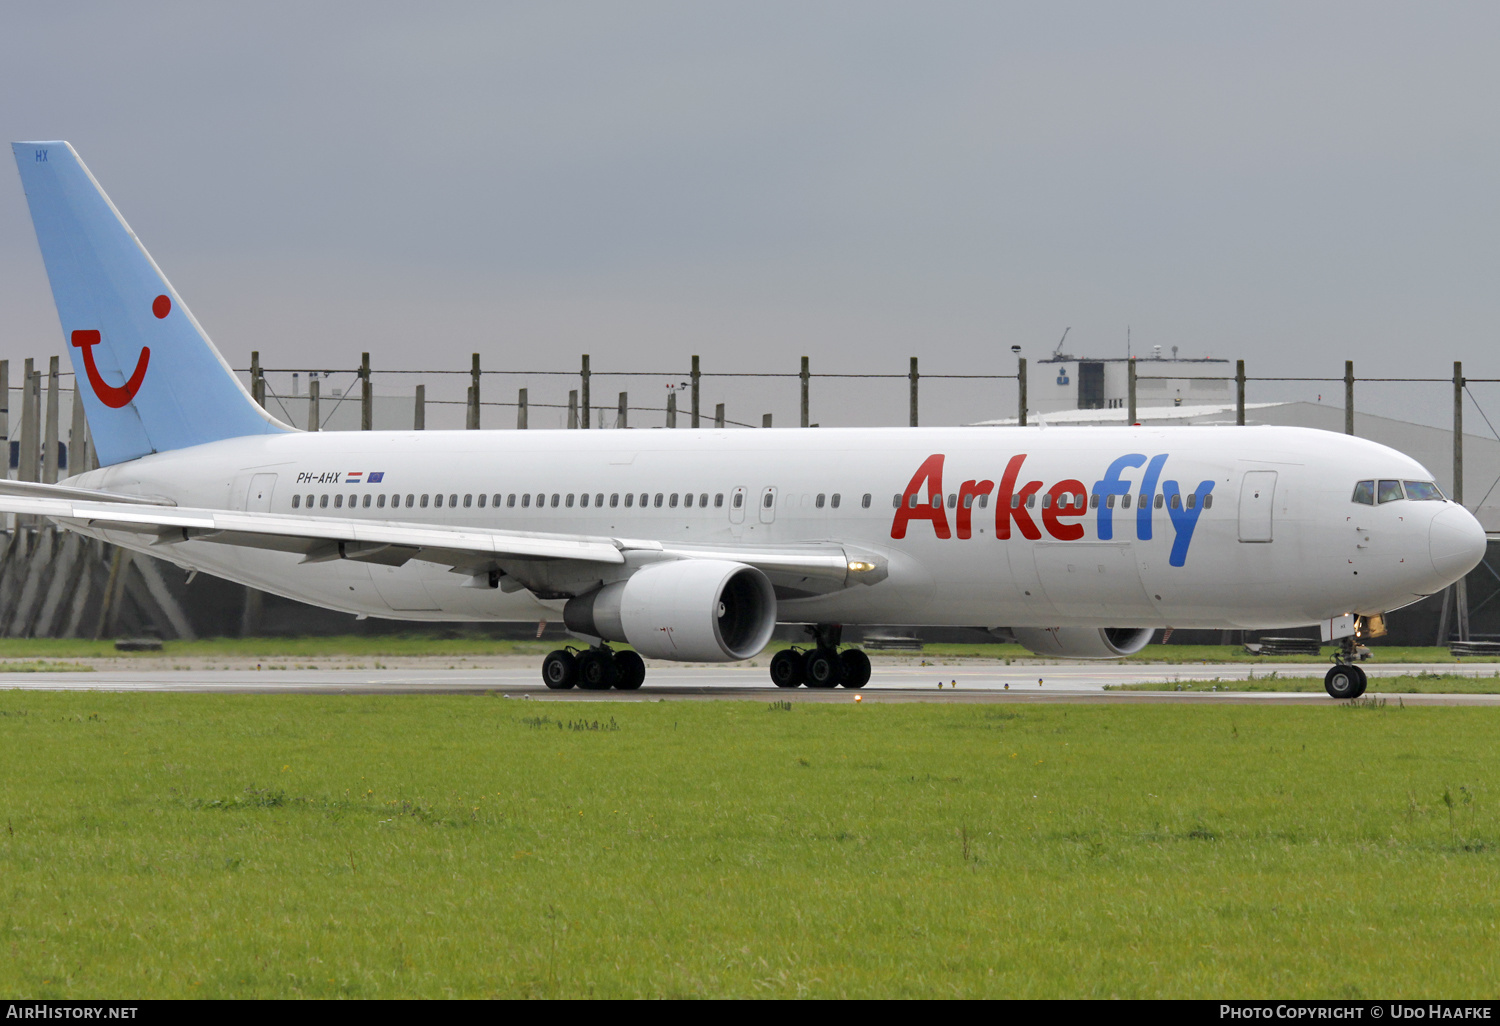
[542,646,646,691]
[767,624,873,690]
[1323,637,1368,699]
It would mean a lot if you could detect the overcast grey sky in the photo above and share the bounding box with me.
[2,1,1498,428]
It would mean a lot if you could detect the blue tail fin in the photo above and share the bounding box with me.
[11,141,289,466]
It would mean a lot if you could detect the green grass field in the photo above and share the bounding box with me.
[2,693,1497,998]
[1108,672,1500,693]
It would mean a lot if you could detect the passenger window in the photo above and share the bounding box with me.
[611,493,620,508]
[816,494,825,509]
[363,495,372,508]
[320,494,329,508]
[1090,494,1099,508]
[732,493,742,509]
[493,494,502,507]
[464,494,473,508]
[1153,494,1164,509]
[434,494,444,508]
[624,493,634,508]
[656,494,665,508]
[551,494,560,508]
[403,494,413,508]
[962,494,973,509]
[1042,494,1052,509]
[1139,492,1150,508]
[946,494,956,509]
[375,494,385,509]
[477,494,486,508]
[1204,494,1214,509]
[507,494,516,508]
[1026,495,1035,509]
[893,495,901,509]
[1186,493,1196,510]
[292,495,301,509]
[831,494,840,509]
[334,495,344,509]
[1121,494,1132,509]
[716,494,725,508]
[978,495,988,509]
[1105,495,1115,509]
[683,493,692,508]
[699,493,708,507]
[639,494,648,507]
[566,494,574,508]
[669,494,678,508]
[1378,480,1404,503]
[450,494,458,507]
[1170,493,1181,509]
[1404,481,1443,501]
[764,493,775,509]
[861,493,871,509]
[521,494,530,508]
[1352,480,1374,504]
[420,495,429,508]
[597,493,605,507]
[579,493,588,508]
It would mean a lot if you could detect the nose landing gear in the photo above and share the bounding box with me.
[766,624,873,689]
[1324,637,1368,699]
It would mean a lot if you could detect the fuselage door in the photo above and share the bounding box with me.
[1238,471,1277,542]
[729,486,747,524]
[759,486,777,524]
[244,473,277,512]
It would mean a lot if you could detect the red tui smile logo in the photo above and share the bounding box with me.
[71,329,150,409]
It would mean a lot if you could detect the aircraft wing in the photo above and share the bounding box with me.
[0,483,873,597]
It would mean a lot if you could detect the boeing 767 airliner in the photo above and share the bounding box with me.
[4,142,1486,697]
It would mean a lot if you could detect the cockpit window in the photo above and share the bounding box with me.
[1377,480,1404,503]
[1403,481,1445,501]
[1352,480,1374,505]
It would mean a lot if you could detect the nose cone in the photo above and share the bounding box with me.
[1430,505,1487,583]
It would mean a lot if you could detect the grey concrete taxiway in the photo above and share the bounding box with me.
[2,661,1498,704]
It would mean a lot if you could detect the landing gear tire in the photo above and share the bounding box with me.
[577,649,619,691]
[614,650,646,691]
[1324,663,1367,700]
[542,649,578,690]
[805,649,844,688]
[839,649,872,689]
[770,649,805,688]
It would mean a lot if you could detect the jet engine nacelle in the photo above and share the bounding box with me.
[1011,627,1156,659]
[563,559,777,662]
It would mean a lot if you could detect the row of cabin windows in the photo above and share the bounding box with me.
[1351,479,1445,505]
[290,491,880,512]
[891,491,1214,512]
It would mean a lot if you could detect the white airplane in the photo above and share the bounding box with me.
[5,142,1486,698]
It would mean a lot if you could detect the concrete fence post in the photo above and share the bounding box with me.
[43,356,59,484]
[667,391,677,428]
[691,355,701,428]
[1127,359,1137,426]
[467,353,481,429]
[360,352,372,430]
[580,354,590,430]
[617,391,628,429]
[20,359,38,483]
[516,388,528,429]
[1236,359,1246,425]
[1017,357,1027,426]
[762,413,773,428]
[250,350,264,408]
[800,356,810,428]
[715,403,725,428]
[909,357,919,427]
[567,390,578,429]
[307,376,320,432]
